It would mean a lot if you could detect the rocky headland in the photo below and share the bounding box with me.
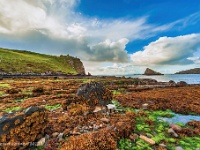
[175,68,200,74]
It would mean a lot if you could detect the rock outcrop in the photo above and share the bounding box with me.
[0,106,47,149]
[175,68,200,74]
[143,68,163,75]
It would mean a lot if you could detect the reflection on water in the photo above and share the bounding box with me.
[158,113,200,124]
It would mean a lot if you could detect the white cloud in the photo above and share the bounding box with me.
[86,38,129,62]
[0,0,200,75]
[130,34,200,65]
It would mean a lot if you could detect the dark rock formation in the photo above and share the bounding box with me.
[175,68,200,74]
[143,68,163,75]
[176,81,188,86]
[76,82,112,106]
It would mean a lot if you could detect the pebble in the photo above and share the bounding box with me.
[175,146,184,150]
[93,106,102,113]
[58,133,64,139]
[142,103,148,110]
[37,137,46,147]
[52,132,59,138]
[159,143,167,147]
[100,118,110,123]
[139,135,155,145]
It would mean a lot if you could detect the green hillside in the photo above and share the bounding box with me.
[0,48,85,75]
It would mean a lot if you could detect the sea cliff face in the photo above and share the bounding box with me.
[0,48,85,75]
[175,68,200,74]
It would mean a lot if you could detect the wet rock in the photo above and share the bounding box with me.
[76,81,112,106]
[175,146,184,150]
[169,124,182,132]
[139,135,155,145]
[37,137,46,147]
[168,128,178,137]
[177,81,187,86]
[169,80,176,86]
[100,118,110,124]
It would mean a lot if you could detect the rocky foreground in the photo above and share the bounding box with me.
[0,76,199,150]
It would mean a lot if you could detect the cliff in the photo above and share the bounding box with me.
[0,48,85,75]
[143,68,163,75]
[175,68,200,74]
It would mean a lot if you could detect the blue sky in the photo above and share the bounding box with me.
[0,0,200,75]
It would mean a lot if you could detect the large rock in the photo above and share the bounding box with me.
[0,106,47,149]
[143,68,163,75]
[76,82,112,106]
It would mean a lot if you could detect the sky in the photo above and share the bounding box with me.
[0,0,200,75]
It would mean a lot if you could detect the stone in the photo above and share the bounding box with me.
[58,133,64,139]
[37,137,46,147]
[169,124,182,132]
[142,103,148,110]
[106,104,115,110]
[177,81,188,87]
[100,118,110,123]
[129,134,138,141]
[93,106,103,113]
[159,143,167,147]
[169,80,176,86]
[139,135,155,145]
[175,146,184,150]
[76,82,112,106]
[168,128,178,137]
[52,132,59,138]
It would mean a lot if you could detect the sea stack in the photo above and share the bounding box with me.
[143,68,163,75]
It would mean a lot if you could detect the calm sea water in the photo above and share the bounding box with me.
[123,74,200,84]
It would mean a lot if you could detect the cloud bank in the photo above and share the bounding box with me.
[130,34,200,65]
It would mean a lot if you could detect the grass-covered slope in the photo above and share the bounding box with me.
[175,68,200,74]
[0,48,85,75]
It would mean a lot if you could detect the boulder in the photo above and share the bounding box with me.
[176,81,188,87]
[76,82,112,106]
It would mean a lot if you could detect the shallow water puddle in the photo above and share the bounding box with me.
[158,113,200,124]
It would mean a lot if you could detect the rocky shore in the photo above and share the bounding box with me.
[0,76,199,149]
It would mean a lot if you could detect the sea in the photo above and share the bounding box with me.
[120,74,200,84]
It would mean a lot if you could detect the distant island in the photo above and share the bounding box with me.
[175,68,200,74]
[143,68,163,75]
[0,48,85,75]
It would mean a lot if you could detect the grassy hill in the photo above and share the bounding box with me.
[0,48,85,75]
[175,68,200,74]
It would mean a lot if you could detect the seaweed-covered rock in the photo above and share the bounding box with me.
[76,82,112,106]
[0,106,47,149]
